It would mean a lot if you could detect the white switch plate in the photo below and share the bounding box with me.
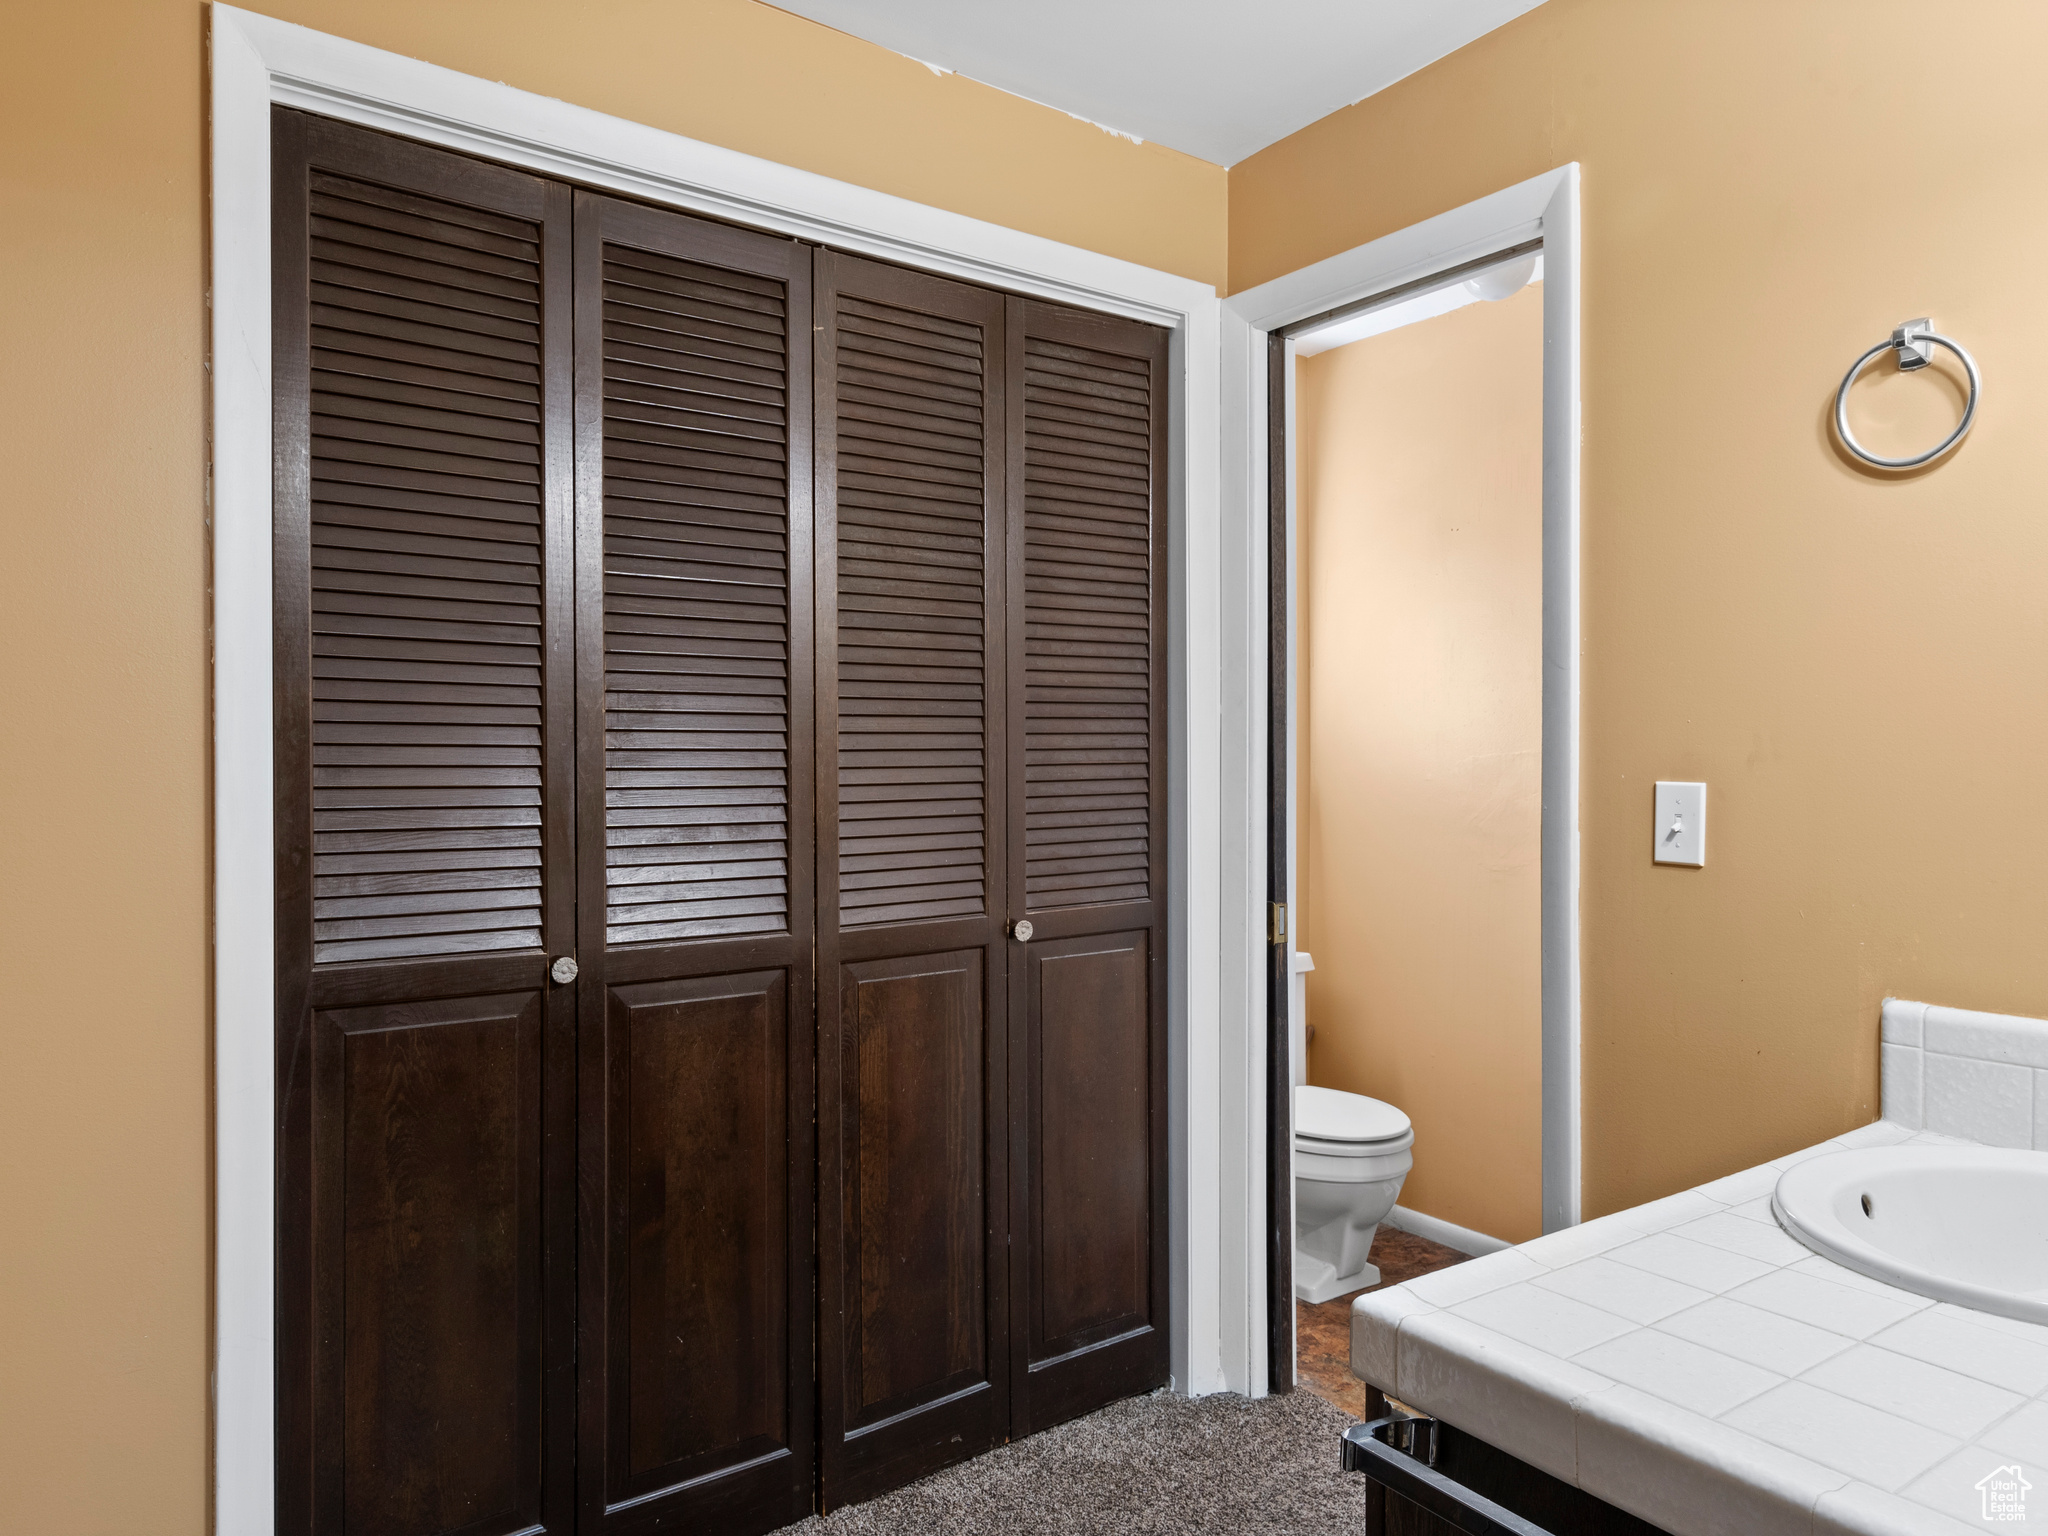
[1654,782,1706,866]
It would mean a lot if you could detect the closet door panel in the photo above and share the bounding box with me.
[815,251,1010,1507]
[318,993,547,1536]
[572,192,814,1536]
[840,950,988,1420]
[274,108,576,1536]
[613,971,789,1478]
[1031,933,1149,1350]
[1004,297,1170,1436]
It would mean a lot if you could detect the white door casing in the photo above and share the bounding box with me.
[1225,164,1585,1242]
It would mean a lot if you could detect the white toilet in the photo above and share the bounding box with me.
[1293,1085,1414,1304]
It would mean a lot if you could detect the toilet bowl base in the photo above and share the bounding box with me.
[1294,1248,1381,1304]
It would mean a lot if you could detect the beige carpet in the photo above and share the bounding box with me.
[780,1389,1369,1535]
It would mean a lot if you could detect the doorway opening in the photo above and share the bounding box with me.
[1284,247,1545,1408]
[1241,172,1583,1399]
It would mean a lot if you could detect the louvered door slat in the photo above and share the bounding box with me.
[306,168,549,966]
[1019,333,1158,911]
[832,290,992,927]
[599,239,795,947]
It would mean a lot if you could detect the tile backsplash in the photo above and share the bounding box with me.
[1880,997,2048,1148]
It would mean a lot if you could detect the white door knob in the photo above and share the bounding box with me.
[550,956,579,984]
[1011,919,1034,942]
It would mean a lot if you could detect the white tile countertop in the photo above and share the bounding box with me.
[1351,1000,2048,1536]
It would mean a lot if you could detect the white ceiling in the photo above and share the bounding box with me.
[771,0,1547,166]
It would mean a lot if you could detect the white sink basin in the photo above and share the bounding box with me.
[1773,1144,2048,1325]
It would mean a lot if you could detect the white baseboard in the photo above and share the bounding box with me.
[1385,1205,1511,1257]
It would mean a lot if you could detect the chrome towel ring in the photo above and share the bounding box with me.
[1833,318,1980,469]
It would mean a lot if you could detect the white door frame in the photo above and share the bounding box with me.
[1223,164,1585,1247]
[207,7,1264,1529]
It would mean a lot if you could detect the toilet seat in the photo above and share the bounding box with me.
[1294,1085,1412,1152]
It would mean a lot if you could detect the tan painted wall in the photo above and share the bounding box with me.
[1239,0,2048,1221]
[18,0,2048,1520]
[0,6,1220,1530]
[1296,285,1545,1243]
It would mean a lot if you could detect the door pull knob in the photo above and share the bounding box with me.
[550,956,579,984]
[1010,920,1034,942]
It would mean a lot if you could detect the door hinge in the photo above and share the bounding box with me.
[1269,902,1288,945]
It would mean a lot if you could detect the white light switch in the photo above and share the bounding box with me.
[1653,782,1706,866]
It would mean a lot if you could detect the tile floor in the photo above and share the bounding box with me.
[1295,1227,1471,1416]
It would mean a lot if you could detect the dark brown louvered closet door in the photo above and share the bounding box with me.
[272,110,577,1536]
[1003,298,1171,1436]
[277,110,1171,1536]
[813,251,1013,1507]
[570,192,814,1536]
